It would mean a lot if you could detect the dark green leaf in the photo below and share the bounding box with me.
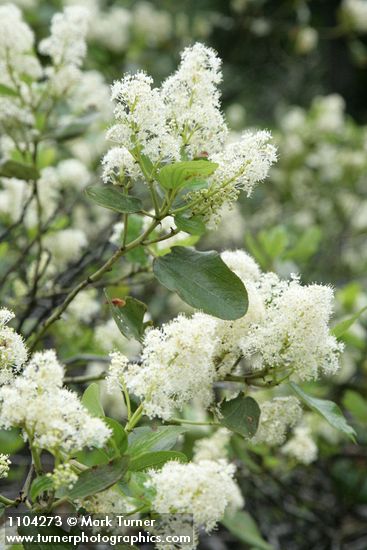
[157,160,218,190]
[220,395,260,437]
[67,457,130,500]
[129,451,187,471]
[289,382,357,442]
[174,214,206,235]
[85,185,143,214]
[222,510,273,550]
[128,426,186,455]
[81,383,105,417]
[105,291,147,341]
[153,247,248,320]
[75,448,109,467]
[0,159,39,180]
[331,305,367,339]
[30,476,54,501]
[0,83,18,97]
[139,154,155,180]
[105,417,128,456]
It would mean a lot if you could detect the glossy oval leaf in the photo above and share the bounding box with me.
[104,417,128,456]
[128,426,187,455]
[85,185,143,214]
[105,291,147,342]
[66,456,130,500]
[331,305,367,339]
[222,510,274,550]
[81,383,105,417]
[220,395,260,437]
[289,382,356,442]
[157,160,218,190]
[30,475,54,501]
[153,247,248,320]
[129,450,187,471]
[174,213,206,235]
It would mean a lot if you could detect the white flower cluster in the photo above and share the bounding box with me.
[108,312,218,420]
[242,275,343,381]
[0,453,11,479]
[251,397,302,446]
[48,463,78,490]
[105,44,276,224]
[192,131,277,227]
[81,486,135,515]
[102,147,142,185]
[146,459,244,532]
[0,350,111,454]
[342,0,367,33]
[211,131,277,196]
[193,428,231,462]
[66,0,172,53]
[0,4,41,86]
[108,72,179,163]
[44,228,87,271]
[0,4,92,120]
[0,308,27,386]
[39,7,89,67]
[161,42,227,157]
[106,249,342,420]
[282,425,318,465]
[38,7,90,95]
[66,289,99,325]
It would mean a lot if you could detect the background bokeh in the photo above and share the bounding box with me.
[1,1,367,549]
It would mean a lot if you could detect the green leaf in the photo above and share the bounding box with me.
[342,390,367,424]
[0,83,18,97]
[105,291,147,342]
[85,185,143,214]
[174,213,206,235]
[153,247,248,320]
[75,448,109,467]
[129,450,187,471]
[105,417,128,456]
[220,395,260,437]
[222,510,274,550]
[30,476,54,501]
[81,383,105,417]
[66,457,130,500]
[258,226,289,260]
[331,305,367,339]
[244,233,269,271]
[121,214,148,266]
[75,449,109,468]
[128,426,186,455]
[289,382,357,442]
[285,226,322,262]
[139,154,155,180]
[0,159,39,180]
[0,428,25,453]
[54,112,98,140]
[157,160,218,190]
